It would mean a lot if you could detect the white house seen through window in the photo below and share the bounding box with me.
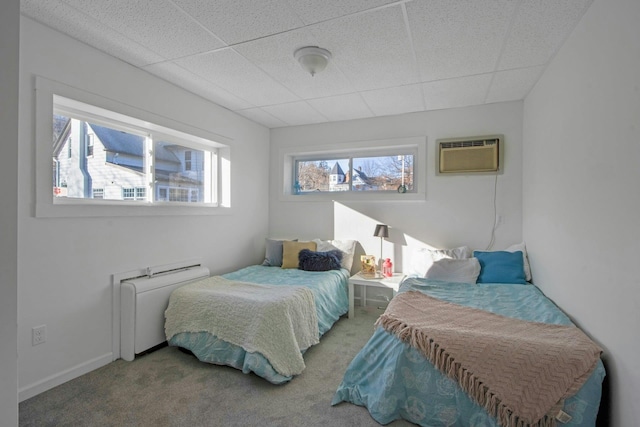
[52,112,217,205]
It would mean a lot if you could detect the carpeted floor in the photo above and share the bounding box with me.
[19,306,415,427]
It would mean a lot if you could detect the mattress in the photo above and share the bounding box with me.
[167,265,350,383]
[332,278,606,426]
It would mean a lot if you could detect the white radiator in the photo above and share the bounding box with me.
[120,265,210,361]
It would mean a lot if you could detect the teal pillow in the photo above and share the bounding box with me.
[474,250,527,284]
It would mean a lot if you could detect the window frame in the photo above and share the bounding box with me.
[279,136,427,202]
[35,76,233,218]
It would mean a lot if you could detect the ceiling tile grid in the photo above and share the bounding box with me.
[360,84,426,118]
[308,5,421,92]
[307,93,374,123]
[406,0,517,82]
[171,0,304,45]
[61,0,226,60]
[21,0,166,67]
[232,27,356,100]
[173,48,300,107]
[20,0,595,128]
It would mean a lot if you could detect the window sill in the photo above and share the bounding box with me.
[279,190,426,203]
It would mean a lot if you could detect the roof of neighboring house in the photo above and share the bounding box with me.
[52,115,71,158]
[345,168,372,185]
[330,162,345,176]
[89,124,180,164]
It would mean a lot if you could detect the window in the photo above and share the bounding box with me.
[50,96,224,206]
[295,154,414,193]
[86,133,94,157]
[93,188,104,199]
[281,137,426,202]
[36,77,233,217]
[185,150,192,171]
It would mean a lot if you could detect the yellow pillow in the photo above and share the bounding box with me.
[281,241,317,269]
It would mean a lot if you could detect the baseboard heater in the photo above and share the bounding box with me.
[120,263,210,361]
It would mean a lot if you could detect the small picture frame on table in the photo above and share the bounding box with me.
[359,255,379,279]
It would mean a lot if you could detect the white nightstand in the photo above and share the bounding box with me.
[348,273,405,318]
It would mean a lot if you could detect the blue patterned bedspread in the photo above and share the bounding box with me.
[331,278,606,426]
[168,265,349,384]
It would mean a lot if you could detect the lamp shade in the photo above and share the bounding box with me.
[373,224,389,238]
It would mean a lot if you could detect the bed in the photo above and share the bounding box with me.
[332,248,606,427]
[164,239,354,384]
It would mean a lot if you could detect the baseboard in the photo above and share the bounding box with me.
[18,352,113,402]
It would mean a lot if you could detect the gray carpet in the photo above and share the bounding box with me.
[19,306,415,427]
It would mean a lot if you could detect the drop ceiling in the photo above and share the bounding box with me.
[21,0,594,128]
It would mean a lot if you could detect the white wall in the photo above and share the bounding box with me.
[270,102,524,272]
[523,0,640,424]
[18,17,270,400]
[0,0,20,424]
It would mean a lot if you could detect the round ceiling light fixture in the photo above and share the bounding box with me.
[294,46,332,77]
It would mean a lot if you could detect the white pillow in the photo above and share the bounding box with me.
[312,239,357,271]
[409,245,472,277]
[425,258,481,284]
[505,242,532,281]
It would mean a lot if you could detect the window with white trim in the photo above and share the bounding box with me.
[295,153,414,194]
[51,96,221,206]
[280,137,426,202]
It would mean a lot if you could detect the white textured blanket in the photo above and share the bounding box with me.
[165,276,319,377]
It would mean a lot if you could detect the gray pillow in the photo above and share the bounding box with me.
[424,258,481,284]
[262,238,296,267]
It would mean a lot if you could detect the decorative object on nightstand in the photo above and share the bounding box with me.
[359,255,377,279]
[373,224,389,273]
[382,258,393,277]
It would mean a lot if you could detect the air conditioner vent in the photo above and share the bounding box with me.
[437,135,502,174]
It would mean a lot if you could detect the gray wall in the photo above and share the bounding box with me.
[17,17,270,400]
[270,102,524,270]
[523,0,640,424]
[0,0,20,424]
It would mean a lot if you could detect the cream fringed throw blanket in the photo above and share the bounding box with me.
[165,276,319,377]
[375,291,602,427]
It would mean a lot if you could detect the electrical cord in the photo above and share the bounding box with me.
[485,171,499,250]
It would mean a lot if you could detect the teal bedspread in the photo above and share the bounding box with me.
[167,265,349,384]
[331,278,606,426]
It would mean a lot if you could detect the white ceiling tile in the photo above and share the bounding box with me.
[309,6,420,91]
[287,0,398,25]
[234,29,356,100]
[21,0,594,128]
[21,0,164,67]
[143,62,254,111]
[422,75,492,111]
[407,0,517,82]
[485,66,545,104]
[174,49,300,107]
[236,108,288,128]
[360,85,425,117]
[61,0,225,59]
[498,0,594,70]
[173,0,304,45]
[307,93,373,122]
[261,102,328,126]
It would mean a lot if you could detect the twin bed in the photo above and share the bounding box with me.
[164,238,353,384]
[165,265,350,383]
[163,241,605,426]
[331,278,605,426]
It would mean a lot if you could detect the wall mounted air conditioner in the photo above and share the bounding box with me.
[437,135,503,175]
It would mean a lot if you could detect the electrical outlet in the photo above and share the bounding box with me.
[32,325,46,346]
